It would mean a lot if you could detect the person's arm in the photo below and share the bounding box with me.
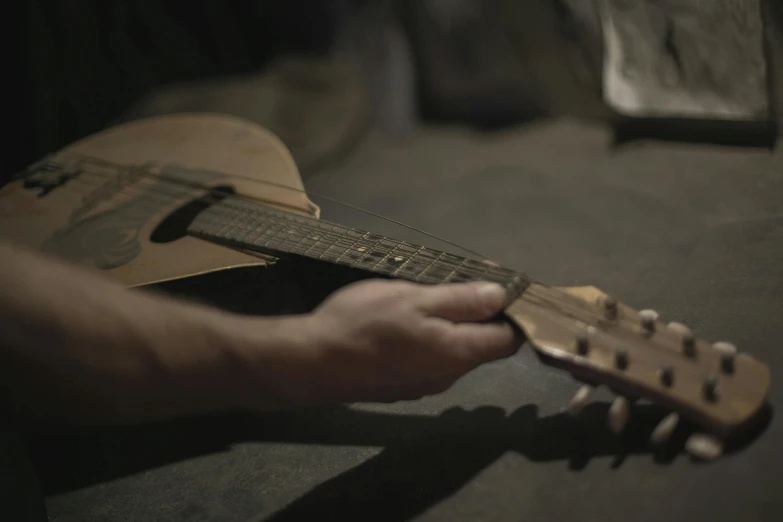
[0,242,303,424]
[0,242,518,426]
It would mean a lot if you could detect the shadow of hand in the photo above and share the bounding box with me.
[26,400,770,522]
[256,401,770,521]
[262,406,510,522]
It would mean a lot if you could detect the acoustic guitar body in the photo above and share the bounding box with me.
[0,114,319,287]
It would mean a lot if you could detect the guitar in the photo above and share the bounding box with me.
[0,114,770,460]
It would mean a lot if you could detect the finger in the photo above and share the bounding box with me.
[448,321,519,367]
[415,282,508,322]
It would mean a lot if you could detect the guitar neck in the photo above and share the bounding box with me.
[188,195,530,300]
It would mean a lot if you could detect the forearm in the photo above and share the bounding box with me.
[0,242,310,426]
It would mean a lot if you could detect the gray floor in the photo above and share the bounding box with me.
[44,119,783,521]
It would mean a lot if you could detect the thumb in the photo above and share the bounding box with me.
[416,282,508,322]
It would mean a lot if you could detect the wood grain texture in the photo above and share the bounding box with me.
[0,113,318,287]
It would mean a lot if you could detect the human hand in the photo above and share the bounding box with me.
[293,279,519,405]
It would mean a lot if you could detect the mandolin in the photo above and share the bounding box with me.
[0,114,770,460]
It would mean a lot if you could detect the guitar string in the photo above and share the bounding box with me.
[27,159,527,285]
[53,170,519,284]
[21,155,653,325]
[33,162,564,309]
[192,195,517,278]
[25,160,586,318]
[207,203,592,319]
[20,159,609,330]
[30,158,503,275]
[193,203,520,286]
[42,151,498,263]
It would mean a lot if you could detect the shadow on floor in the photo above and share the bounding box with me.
[26,401,771,521]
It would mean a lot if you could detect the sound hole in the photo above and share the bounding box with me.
[150,185,235,243]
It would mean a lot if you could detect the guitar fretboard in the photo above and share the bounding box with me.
[188,196,530,301]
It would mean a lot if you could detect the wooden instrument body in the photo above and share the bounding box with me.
[0,114,318,287]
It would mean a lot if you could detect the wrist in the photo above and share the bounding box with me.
[223,313,322,410]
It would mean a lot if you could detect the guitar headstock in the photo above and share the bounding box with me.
[505,283,771,460]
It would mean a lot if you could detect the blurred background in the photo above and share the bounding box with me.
[9,0,783,181]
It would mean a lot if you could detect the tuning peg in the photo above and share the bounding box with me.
[685,433,724,461]
[639,309,658,334]
[649,413,680,445]
[714,341,737,374]
[714,341,737,355]
[575,332,589,355]
[703,375,719,402]
[603,297,618,319]
[640,309,659,321]
[608,396,631,434]
[668,321,690,335]
[567,385,594,415]
[614,349,630,370]
[658,365,674,387]
[668,322,696,357]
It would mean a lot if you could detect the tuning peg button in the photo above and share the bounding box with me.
[714,341,737,355]
[608,397,631,434]
[714,342,737,374]
[640,309,659,321]
[685,434,724,461]
[703,375,719,402]
[614,349,629,370]
[650,413,680,445]
[658,365,674,387]
[567,385,594,415]
[603,297,618,319]
[640,309,658,334]
[669,322,696,357]
[575,333,589,355]
[668,322,689,333]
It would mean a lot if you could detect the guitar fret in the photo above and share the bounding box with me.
[264,225,293,250]
[188,197,530,299]
[287,228,309,254]
[415,251,441,282]
[319,241,342,262]
[398,247,427,281]
[302,230,323,258]
[390,243,417,277]
[363,238,395,275]
[442,257,466,283]
[352,233,375,266]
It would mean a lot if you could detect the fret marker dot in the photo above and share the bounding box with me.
[394,256,404,262]
[357,247,366,252]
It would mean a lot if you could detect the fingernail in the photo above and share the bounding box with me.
[477,283,506,309]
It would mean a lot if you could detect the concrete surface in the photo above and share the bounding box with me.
[30,119,783,521]
[600,0,770,120]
